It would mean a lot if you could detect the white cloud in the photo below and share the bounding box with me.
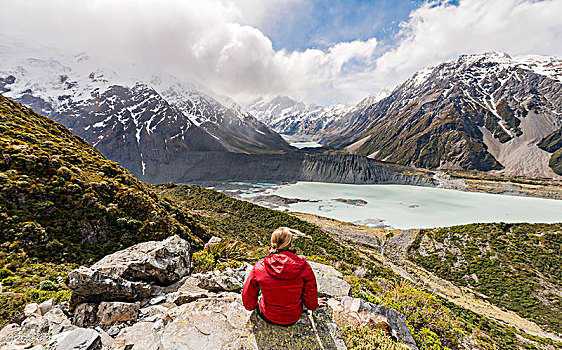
[0,0,561,106]
[368,0,562,98]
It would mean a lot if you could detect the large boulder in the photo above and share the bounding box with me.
[91,235,191,286]
[329,296,418,350]
[110,292,346,350]
[96,302,140,325]
[67,267,152,303]
[308,261,351,298]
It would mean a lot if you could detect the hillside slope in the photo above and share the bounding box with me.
[326,52,562,178]
[408,223,562,334]
[0,94,209,264]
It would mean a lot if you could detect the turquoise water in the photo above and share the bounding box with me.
[290,141,323,149]
[250,182,562,229]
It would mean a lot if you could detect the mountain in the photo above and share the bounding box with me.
[0,94,209,265]
[325,52,562,178]
[247,96,350,141]
[0,41,291,182]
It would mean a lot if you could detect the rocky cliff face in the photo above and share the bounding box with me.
[144,151,436,186]
[324,52,562,178]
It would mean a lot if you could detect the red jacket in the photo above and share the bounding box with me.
[242,251,319,325]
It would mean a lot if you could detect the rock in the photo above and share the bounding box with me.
[197,274,243,292]
[96,302,139,325]
[249,308,347,350]
[139,305,169,319]
[94,327,114,348]
[165,291,209,306]
[91,235,191,286]
[67,267,152,303]
[329,297,418,350]
[73,303,98,328]
[110,322,162,350]
[204,236,222,249]
[24,303,41,317]
[0,315,51,348]
[0,324,20,339]
[308,261,351,298]
[0,307,75,349]
[159,293,255,350]
[49,328,102,350]
[43,307,75,335]
[148,296,166,305]
[38,299,55,316]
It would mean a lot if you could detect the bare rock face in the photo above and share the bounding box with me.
[308,261,351,298]
[329,296,418,350]
[67,267,152,303]
[91,235,192,286]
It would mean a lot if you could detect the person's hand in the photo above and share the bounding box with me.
[318,297,328,307]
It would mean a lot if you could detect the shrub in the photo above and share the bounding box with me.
[39,280,58,291]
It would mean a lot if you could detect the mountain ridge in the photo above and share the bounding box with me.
[322,52,562,178]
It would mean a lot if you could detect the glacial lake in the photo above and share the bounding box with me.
[289,141,323,149]
[226,182,562,229]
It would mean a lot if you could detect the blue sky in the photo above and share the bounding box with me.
[260,0,431,51]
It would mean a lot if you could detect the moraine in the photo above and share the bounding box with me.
[214,182,562,230]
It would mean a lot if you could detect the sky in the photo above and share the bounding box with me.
[1,0,562,106]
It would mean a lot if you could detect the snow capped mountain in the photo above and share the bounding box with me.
[325,52,562,178]
[247,96,350,141]
[0,39,291,181]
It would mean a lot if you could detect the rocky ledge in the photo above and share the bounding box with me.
[0,236,418,350]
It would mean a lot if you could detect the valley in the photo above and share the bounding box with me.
[1,40,562,350]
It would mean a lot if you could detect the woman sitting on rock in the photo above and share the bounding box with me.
[242,227,326,326]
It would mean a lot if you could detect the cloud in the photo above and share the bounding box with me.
[368,0,562,97]
[1,0,561,106]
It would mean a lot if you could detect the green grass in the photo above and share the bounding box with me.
[408,222,562,334]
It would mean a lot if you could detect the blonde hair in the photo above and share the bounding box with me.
[268,227,305,254]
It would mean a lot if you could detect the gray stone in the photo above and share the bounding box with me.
[73,304,98,328]
[38,299,55,316]
[91,235,191,286]
[197,274,243,292]
[110,322,163,350]
[96,302,139,326]
[308,261,351,298]
[24,303,41,317]
[204,236,222,249]
[50,328,102,350]
[329,297,418,350]
[165,291,209,306]
[94,327,114,348]
[139,305,169,319]
[67,267,151,303]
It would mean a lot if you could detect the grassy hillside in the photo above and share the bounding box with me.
[0,94,211,322]
[408,222,562,334]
